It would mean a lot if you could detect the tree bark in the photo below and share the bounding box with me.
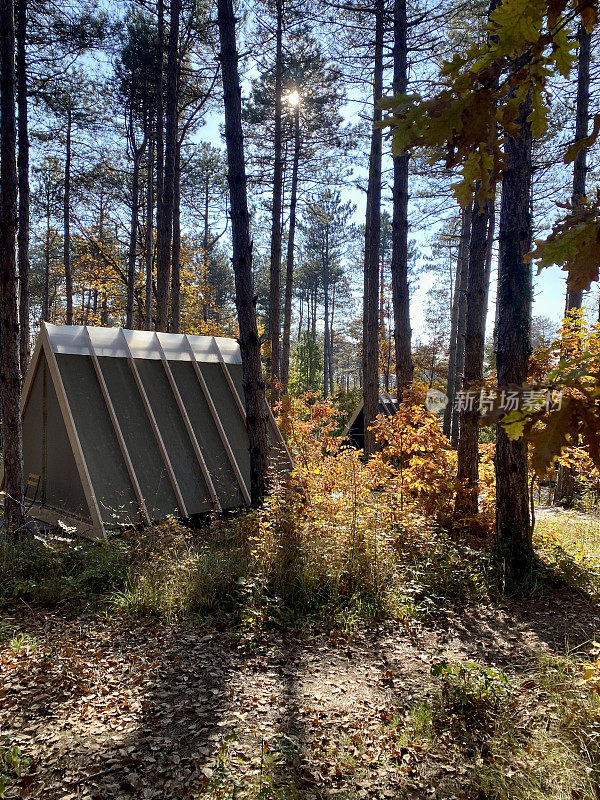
[390,0,412,395]
[16,0,29,375]
[126,140,143,329]
[155,0,180,332]
[444,204,472,440]
[455,196,493,515]
[451,204,473,448]
[281,102,299,390]
[494,94,533,584]
[217,0,270,503]
[43,200,51,322]
[362,0,384,457]
[0,0,25,531]
[267,0,284,406]
[554,25,592,504]
[154,0,165,273]
[323,229,330,399]
[566,24,591,312]
[64,108,73,325]
[170,139,181,332]
[145,135,154,330]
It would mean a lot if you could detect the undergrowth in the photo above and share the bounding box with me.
[1,390,598,626]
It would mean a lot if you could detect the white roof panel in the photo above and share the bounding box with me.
[44,324,242,364]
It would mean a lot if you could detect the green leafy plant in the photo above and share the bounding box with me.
[0,739,30,799]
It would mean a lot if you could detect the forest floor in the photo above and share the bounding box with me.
[2,509,600,800]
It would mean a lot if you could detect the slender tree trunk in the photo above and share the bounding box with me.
[217,0,270,503]
[362,0,384,456]
[154,0,164,259]
[451,203,473,448]
[64,108,73,325]
[554,25,592,505]
[126,145,142,329]
[390,0,412,395]
[297,292,303,339]
[155,0,180,332]
[566,24,591,312]
[494,94,533,584]
[482,195,495,320]
[323,236,330,399]
[455,196,493,514]
[145,135,154,330]
[16,0,29,375]
[170,139,181,332]
[43,205,50,322]
[202,173,211,322]
[0,0,25,530]
[267,0,284,406]
[281,102,299,390]
[329,284,335,396]
[444,204,471,439]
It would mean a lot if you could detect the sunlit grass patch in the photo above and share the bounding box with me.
[109,519,248,621]
[534,511,600,598]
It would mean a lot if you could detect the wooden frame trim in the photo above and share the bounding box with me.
[118,328,189,518]
[154,333,222,512]
[84,327,151,525]
[40,324,106,541]
[342,400,363,440]
[21,336,43,415]
[184,334,251,506]
[211,336,247,420]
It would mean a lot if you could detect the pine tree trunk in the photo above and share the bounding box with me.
[267,0,284,406]
[494,94,533,584]
[155,0,180,332]
[145,136,154,331]
[451,204,472,448]
[323,233,330,399]
[16,0,29,375]
[444,204,471,439]
[126,145,141,330]
[362,0,383,457]
[43,204,50,322]
[566,24,591,312]
[554,25,591,506]
[455,197,493,515]
[281,102,299,390]
[329,283,335,396]
[217,0,270,504]
[154,0,164,267]
[0,0,25,531]
[170,139,181,332]
[390,0,412,395]
[64,108,73,325]
[483,194,495,320]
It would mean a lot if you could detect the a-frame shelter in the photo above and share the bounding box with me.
[342,393,398,450]
[16,323,291,540]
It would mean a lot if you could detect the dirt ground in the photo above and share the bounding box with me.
[3,589,600,800]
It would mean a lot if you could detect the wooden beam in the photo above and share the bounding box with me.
[84,327,151,525]
[210,336,246,421]
[118,328,189,518]
[183,334,251,506]
[154,333,222,512]
[40,323,106,541]
[20,335,42,414]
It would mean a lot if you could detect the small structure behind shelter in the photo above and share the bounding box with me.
[13,323,291,540]
[342,394,398,450]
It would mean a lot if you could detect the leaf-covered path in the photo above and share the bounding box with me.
[2,595,600,800]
